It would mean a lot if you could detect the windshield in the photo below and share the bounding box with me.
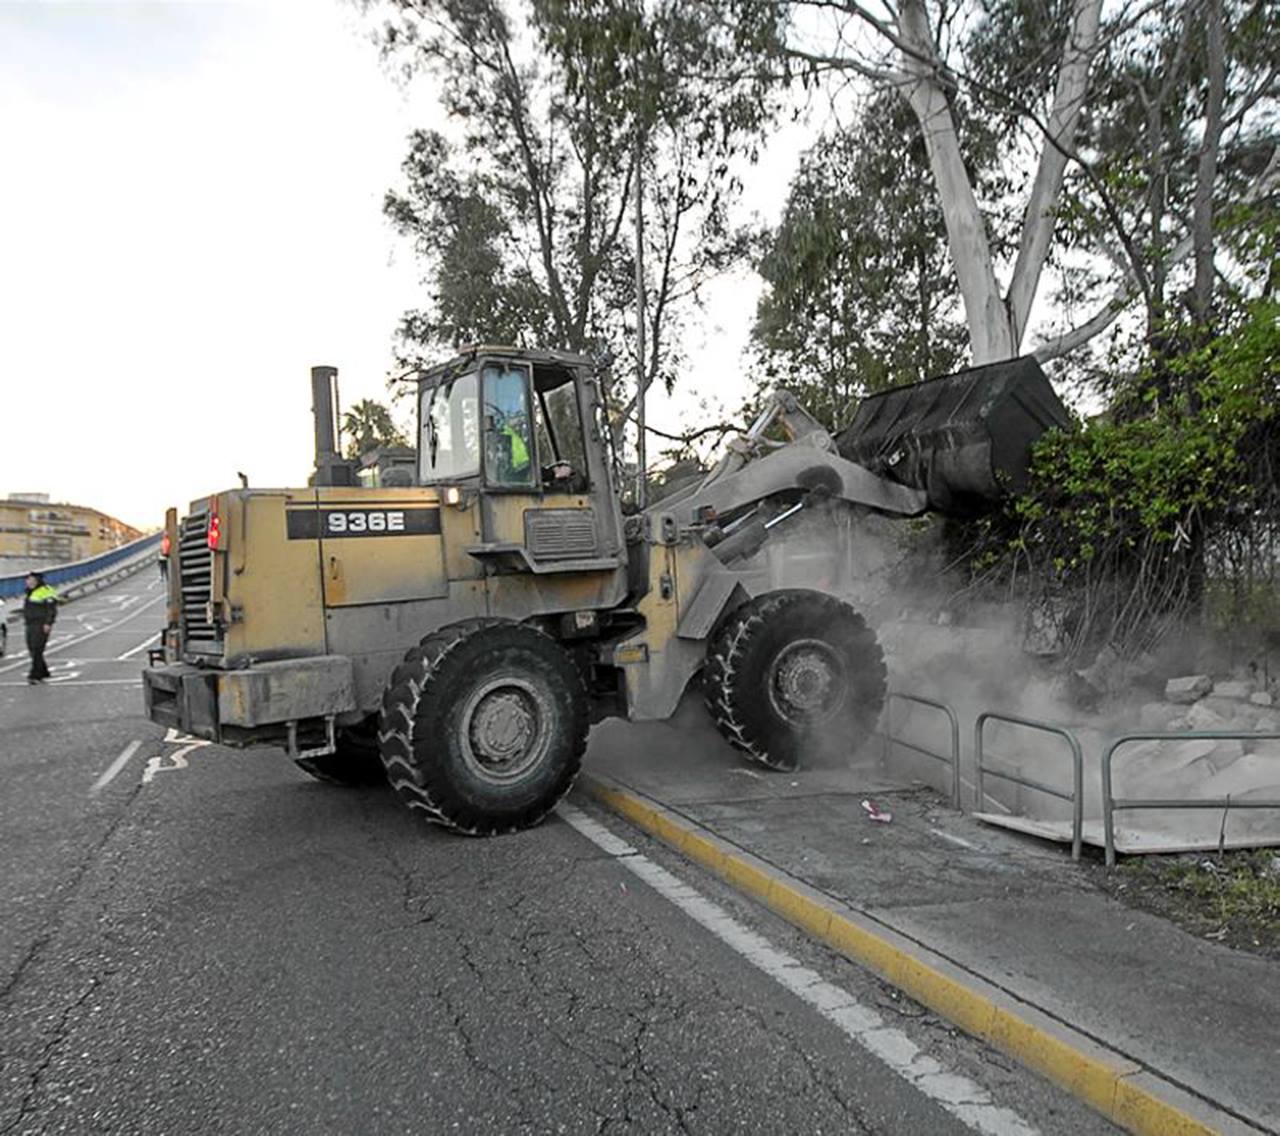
[482,363,537,489]
[419,372,480,482]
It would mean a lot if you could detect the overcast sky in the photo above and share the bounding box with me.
[0,0,802,531]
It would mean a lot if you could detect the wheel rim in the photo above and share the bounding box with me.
[459,675,552,785]
[765,638,847,726]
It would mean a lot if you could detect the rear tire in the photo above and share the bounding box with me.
[378,619,588,835]
[705,589,886,771]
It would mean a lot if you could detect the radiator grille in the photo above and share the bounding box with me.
[524,508,598,560]
[179,510,219,652]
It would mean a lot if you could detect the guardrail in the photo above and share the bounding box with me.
[1101,730,1280,867]
[881,692,961,809]
[975,712,1084,861]
[0,533,161,600]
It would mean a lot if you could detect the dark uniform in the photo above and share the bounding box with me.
[23,578,58,684]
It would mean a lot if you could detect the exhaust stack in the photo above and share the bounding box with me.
[311,365,357,487]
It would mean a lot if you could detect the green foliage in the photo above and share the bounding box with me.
[979,302,1280,655]
[1120,850,1280,953]
[380,0,784,416]
[750,91,971,430]
[1019,302,1279,556]
[342,399,409,461]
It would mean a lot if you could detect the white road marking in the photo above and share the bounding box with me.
[163,727,208,743]
[92,740,142,794]
[560,805,1038,1136]
[143,733,211,783]
[117,632,160,661]
[930,828,978,850]
[0,678,141,688]
[44,669,82,684]
[0,594,163,676]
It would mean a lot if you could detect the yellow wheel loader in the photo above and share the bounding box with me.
[143,347,1067,834]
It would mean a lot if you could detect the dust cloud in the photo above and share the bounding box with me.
[757,504,1280,852]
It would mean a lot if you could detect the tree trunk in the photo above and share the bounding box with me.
[1005,0,1103,346]
[898,0,1014,364]
[1190,0,1226,325]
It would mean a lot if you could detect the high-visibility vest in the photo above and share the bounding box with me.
[503,424,530,470]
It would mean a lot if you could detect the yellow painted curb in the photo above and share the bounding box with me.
[580,774,1253,1136]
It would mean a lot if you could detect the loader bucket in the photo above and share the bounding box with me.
[835,355,1072,517]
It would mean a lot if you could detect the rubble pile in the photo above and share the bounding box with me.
[876,616,1280,853]
[1108,674,1280,849]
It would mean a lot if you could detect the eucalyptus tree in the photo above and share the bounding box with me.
[378,0,784,448]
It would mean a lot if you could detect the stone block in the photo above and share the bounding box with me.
[1209,740,1245,770]
[1138,702,1185,731]
[1186,701,1226,731]
[1251,691,1273,707]
[1212,679,1254,700]
[1201,698,1268,732]
[1200,753,1280,796]
[1166,674,1212,703]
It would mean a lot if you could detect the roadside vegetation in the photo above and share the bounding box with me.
[1101,850,1280,958]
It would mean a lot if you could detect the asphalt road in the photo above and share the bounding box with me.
[0,569,1113,1134]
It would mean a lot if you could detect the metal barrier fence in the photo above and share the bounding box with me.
[0,533,161,600]
[975,712,1084,860]
[881,692,961,809]
[1101,730,1280,867]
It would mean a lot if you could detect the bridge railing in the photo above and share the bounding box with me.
[0,533,161,601]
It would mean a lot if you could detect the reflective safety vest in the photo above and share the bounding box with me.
[503,424,530,471]
[24,584,58,626]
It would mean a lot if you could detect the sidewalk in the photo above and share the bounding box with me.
[580,697,1279,1136]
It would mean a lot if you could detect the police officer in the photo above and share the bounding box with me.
[23,572,58,685]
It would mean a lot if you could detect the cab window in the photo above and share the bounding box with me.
[482,363,537,489]
[533,375,589,493]
[420,372,481,482]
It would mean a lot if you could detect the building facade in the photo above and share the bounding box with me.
[0,494,143,566]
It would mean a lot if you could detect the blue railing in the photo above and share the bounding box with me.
[0,533,161,599]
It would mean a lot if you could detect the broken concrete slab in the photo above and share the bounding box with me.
[1200,754,1280,795]
[1209,739,1246,769]
[1186,701,1227,731]
[1166,674,1212,703]
[1213,679,1255,700]
[1111,738,1219,797]
[1138,701,1187,730]
[1251,691,1274,707]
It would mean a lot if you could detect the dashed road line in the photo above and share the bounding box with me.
[0,594,163,676]
[91,740,143,794]
[560,804,1038,1136]
[117,632,160,661]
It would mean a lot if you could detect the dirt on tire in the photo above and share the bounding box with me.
[378,619,588,835]
[704,588,886,771]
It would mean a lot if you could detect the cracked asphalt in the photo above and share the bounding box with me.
[0,572,1114,1134]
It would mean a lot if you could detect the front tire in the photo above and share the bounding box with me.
[705,589,886,771]
[378,619,588,835]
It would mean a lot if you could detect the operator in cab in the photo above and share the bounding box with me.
[485,364,535,486]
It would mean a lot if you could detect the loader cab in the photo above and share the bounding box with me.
[416,347,625,574]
